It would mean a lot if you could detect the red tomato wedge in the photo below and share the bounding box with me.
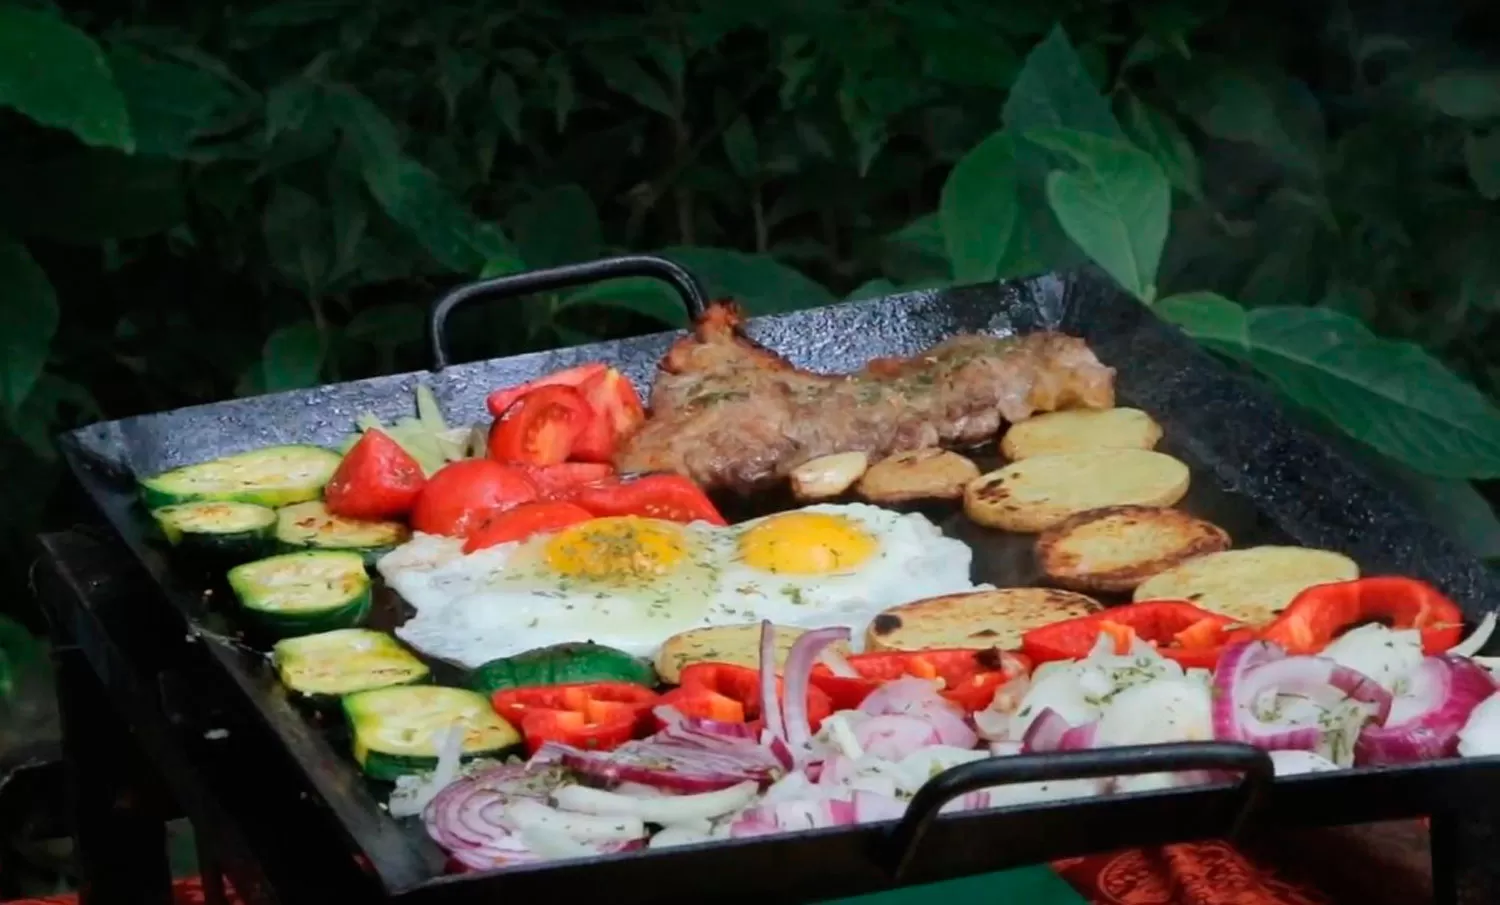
[463,501,595,553]
[323,429,426,520]
[522,462,618,498]
[487,385,595,466]
[484,363,607,419]
[409,459,538,537]
[570,474,726,525]
[576,369,646,451]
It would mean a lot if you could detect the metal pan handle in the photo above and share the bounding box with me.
[884,741,1274,879]
[427,254,709,369]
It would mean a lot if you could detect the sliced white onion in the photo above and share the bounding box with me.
[1323,624,1423,693]
[819,648,861,677]
[1451,611,1497,658]
[1457,691,1500,757]
[1270,750,1341,775]
[853,714,942,761]
[551,781,757,824]
[503,798,646,844]
[648,824,716,849]
[1095,677,1213,747]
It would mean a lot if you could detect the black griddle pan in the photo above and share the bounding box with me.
[60,255,1500,904]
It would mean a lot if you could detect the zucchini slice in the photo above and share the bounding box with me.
[470,642,658,695]
[140,445,341,509]
[151,501,276,557]
[344,685,520,781]
[227,550,371,637]
[275,500,410,564]
[273,629,430,701]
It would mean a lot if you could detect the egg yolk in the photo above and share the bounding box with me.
[736,512,877,575]
[543,516,687,582]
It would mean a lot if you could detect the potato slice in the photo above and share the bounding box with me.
[856,448,980,505]
[964,450,1190,533]
[1001,407,1163,460]
[791,451,869,501]
[865,588,1103,652]
[654,623,852,684]
[1036,505,1231,593]
[1132,546,1360,626]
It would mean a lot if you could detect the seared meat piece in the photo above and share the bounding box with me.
[613,303,1116,494]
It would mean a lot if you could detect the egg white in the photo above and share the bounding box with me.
[380,503,982,668]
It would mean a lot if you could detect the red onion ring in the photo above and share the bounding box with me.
[759,621,787,743]
[853,714,943,761]
[781,625,853,750]
[1212,641,1390,751]
[1356,655,1498,765]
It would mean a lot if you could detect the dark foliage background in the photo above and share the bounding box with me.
[1,7,1499,883]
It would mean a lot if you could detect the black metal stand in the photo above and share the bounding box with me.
[1431,811,1500,905]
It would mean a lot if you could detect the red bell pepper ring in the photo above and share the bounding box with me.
[462,500,595,553]
[490,681,659,754]
[570,474,726,526]
[1020,600,1252,670]
[1261,576,1466,656]
[658,663,833,732]
[809,648,1031,713]
[484,363,608,420]
[324,428,426,520]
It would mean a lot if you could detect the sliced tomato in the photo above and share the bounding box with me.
[323,429,426,520]
[488,385,595,467]
[578,368,646,437]
[522,462,618,499]
[484,363,608,419]
[463,501,595,553]
[571,474,726,526]
[409,459,538,537]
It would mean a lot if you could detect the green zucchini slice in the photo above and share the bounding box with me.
[140,445,341,509]
[150,501,276,557]
[227,550,370,637]
[344,685,520,781]
[470,642,658,695]
[273,629,430,701]
[275,500,410,564]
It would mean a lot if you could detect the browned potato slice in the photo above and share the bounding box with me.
[856,448,980,504]
[964,449,1190,533]
[790,451,869,501]
[1001,407,1163,460]
[864,587,1103,652]
[1132,546,1359,626]
[1035,505,1232,593]
[654,623,852,684]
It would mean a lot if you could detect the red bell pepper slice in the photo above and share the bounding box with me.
[1020,600,1251,670]
[323,428,426,520]
[490,682,658,754]
[462,500,595,553]
[1261,577,1466,656]
[484,363,608,420]
[570,474,726,526]
[810,648,1031,713]
[660,662,832,732]
[488,385,596,467]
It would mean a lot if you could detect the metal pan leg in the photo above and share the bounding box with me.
[56,643,173,905]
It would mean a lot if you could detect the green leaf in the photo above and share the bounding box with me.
[490,70,522,142]
[1167,298,1500,479]
[107,46,241,157]
[362,156,510,273]
[346,303,424,349]
[1121,93,1201,199]
[263,185,328,297]
[723,116,759,179]
[1002,26,1125,140]
[1395,471,1500,561]
[508,184,602,270]
[260,321,325,392]
[436,47,482,124]
[558,277,691,329]
[550,56,575,132]
[1464,130,1500,201]
[0,237,60,411]
[939,131,1021,284]
[0,7,133,151]
[1153,291,1250,357]
[845,278,897,301]
[657,247,835,314]
[1171,66,1322,177]
[323,85,402,167]
[1421,70,1500,120]
[589,52,676,119]
[1029,128,1171,303]
[0,149,185,243]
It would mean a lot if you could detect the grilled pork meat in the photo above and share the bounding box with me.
[613,303,1116,494]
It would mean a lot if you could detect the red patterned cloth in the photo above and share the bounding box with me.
[1052,842,1328,905]
[4,877,236,905]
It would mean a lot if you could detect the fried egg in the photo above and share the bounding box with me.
[381,504,980,668]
